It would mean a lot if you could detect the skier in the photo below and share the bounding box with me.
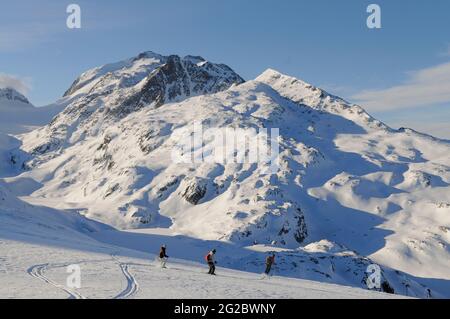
[205,249,217,275]
[158,244,169,268]
[264,253,275,276]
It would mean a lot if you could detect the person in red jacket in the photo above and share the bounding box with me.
[205,249,217,275]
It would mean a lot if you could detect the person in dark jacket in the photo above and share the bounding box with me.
[264,254,275,275]
[159,244,169,268]
[205,249,217,275]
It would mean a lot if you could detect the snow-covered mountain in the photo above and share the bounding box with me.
[0,87,31,106]
[21,52,244,163]
[0,88,65,135]
[2,52,450,298]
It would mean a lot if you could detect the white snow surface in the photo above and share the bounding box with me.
[0,184,405,299]
[1,53,450,298]
[0,176,401,299]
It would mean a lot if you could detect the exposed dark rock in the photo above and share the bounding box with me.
[294,208,308,243]
[104,183,120,198]
[181,177,207,205]
[381,281,395,294]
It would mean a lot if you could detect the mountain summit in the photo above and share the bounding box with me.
[23,52,244,159]
[63,52,244,101]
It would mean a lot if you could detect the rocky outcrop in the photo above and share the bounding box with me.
[180,177,208,205]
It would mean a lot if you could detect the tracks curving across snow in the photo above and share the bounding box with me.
[111,254,140,299]
[27,263,87,299]
[27,256,140,299]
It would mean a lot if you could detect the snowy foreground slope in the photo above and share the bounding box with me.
[0,184,402,299]
[1,241,402,299]
[0,176,398,298]
[1,52,450,298]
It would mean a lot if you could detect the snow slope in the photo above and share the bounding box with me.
[1,52,450,298]
[0,178,402,299]
[2,240,406,299]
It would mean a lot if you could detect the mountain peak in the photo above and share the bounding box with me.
[63,51,244,98]
[29,51,245,159]
[0,87,31,106]
[256,68,310,85]
[256,68,319,97]
[183,55,206,65]
[255,68,332,108]
[254,68,387,130]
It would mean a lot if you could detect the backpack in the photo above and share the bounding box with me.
[160,247,166,258]
[205,253,210,262]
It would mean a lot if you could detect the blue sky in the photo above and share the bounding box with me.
[0,0,449,138]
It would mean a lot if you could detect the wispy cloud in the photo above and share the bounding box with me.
[388,120,450,140]
[438,44,450,57]
[0,74,32,95]
[0,0,63,52]
[352,62,450,112]
[0,1,138,53]
[0,24,55,52]
[320,83,357,97]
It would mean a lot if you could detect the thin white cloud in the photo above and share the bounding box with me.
[388,120,450,140]
[0,74,32,95]
[0,1,65,52]
[0,24,56,52]
[352,62,450,112]
[320,83,356,97]
[438,44,450,57]
[0,2,134,52]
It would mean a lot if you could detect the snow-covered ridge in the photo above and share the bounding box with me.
[256,68,388,130]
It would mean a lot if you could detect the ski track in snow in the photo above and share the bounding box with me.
[14,242,404,299]
[27,256,141,299]
[111,254,140,299]
[27,263,87,299]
